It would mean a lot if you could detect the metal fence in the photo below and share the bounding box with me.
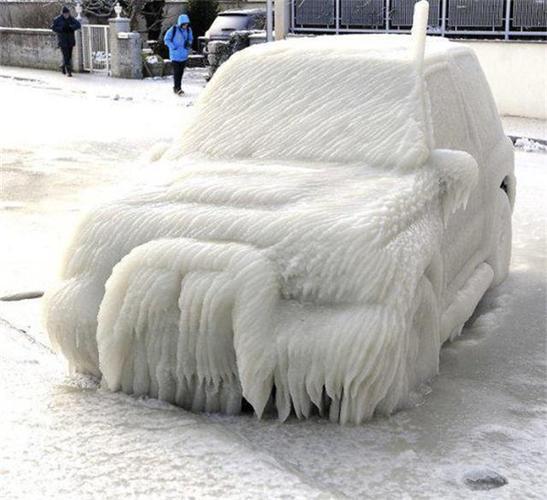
[82,24,110,74]
[390,0,441,28]
[340,0,385,29]
[291,0,547,38]
[448,0,504,29]
[294,0,336,26]
[513,0,547,29]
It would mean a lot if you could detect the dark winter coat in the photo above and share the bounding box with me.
[51,15,81,48]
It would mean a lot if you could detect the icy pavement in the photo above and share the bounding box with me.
[0,66,205,296]
[1,68,546,499]
[0,65,208,107]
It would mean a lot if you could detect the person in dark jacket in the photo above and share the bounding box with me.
[51,6,81,77]
[164,14,193,95]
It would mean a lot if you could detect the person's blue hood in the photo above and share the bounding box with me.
[178,14,190,26]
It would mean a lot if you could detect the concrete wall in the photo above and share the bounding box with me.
[459,40,547,120]
[0,27,61,70]
[0,2,77,28]
[0,1,112,28]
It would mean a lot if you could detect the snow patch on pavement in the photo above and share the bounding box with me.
[514,137,547,153]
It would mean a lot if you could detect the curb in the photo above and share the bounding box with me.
[508,135,547,147]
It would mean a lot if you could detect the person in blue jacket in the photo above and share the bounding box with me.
[51,6,81,77]
[164,14,193,95]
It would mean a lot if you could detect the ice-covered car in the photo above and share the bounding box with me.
[44,32,515,424]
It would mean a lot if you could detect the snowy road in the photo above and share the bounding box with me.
[0,68,546,499]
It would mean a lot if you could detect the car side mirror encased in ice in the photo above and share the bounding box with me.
[429,149,479,223]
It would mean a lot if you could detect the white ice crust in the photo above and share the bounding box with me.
[165,35,433,169]
[44,35,505,424]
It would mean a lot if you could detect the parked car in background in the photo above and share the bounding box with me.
[198,9,265,53]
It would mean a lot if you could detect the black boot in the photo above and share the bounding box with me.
[60,64,66,75]
[67,66,73,77]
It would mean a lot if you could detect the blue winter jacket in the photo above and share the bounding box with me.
[164,14,193,62]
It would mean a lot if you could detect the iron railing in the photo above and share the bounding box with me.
[294,0,336,26]
[340,0,385,29]
[448,0,504,29]
[390,0,442,28]
[512,0,547,29]
[82,24,111,74]
[291,0,547,38]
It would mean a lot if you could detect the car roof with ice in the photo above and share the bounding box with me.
[275,34,467,61]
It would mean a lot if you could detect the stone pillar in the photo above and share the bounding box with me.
[109,17,142,79]
[275,0,291,40]
[73,16,88,73]
[109,17,129,77]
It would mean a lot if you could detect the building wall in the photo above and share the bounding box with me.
[459,40,547,120]
[0,27,62,70]
[0,2,75,29]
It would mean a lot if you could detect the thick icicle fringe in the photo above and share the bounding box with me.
[430,149,479,224]
[44,155,448,423]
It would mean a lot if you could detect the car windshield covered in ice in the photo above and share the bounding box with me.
[176,35,431,169]
[44,34,515,425]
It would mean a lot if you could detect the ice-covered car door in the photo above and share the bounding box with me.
[425,58,487,309]
[450,52,515,286]
[426,50,513,316]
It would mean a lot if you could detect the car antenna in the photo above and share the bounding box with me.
[410,0,429,74]
[410,1,434,154]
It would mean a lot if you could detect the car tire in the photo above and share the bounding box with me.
[411,275,441,384]
[488,189,512,287]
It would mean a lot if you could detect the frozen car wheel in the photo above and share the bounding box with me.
[488,189,512,287]
[411,275,440,386]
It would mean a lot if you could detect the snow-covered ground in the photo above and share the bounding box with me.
[0,67,545,499]
[502,116,547,143]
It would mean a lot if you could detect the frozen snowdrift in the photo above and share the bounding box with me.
[44,35,512,424]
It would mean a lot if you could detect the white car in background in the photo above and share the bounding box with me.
[44,32,514,424]
[198,9,266,53]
